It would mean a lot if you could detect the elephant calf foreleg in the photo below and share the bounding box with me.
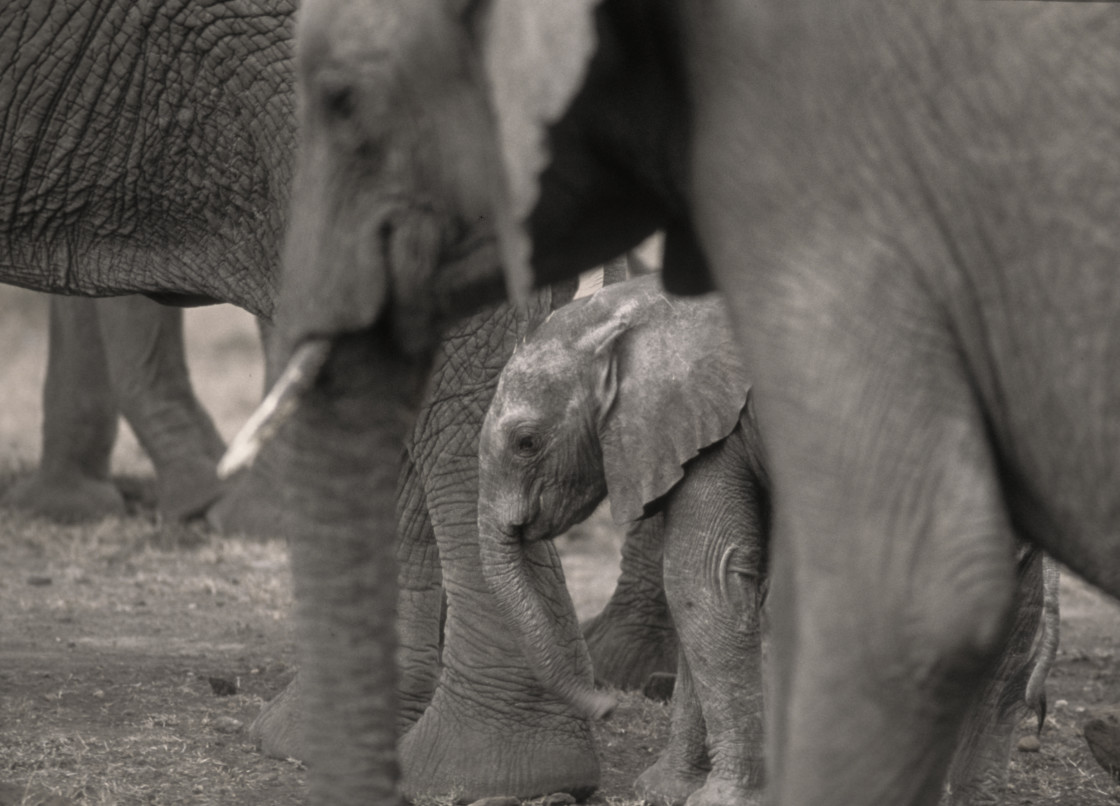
[655,427,768,806]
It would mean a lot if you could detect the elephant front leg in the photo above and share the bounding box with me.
[2,296,125,522]
[724,260,1020,806]
[660,433,767,806]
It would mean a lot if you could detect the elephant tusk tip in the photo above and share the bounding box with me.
[216,338,332,479]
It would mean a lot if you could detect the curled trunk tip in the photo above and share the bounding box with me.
[218,338,332,478]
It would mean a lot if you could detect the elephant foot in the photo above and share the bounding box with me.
[1,471,125,523]
[156,458,223,522]
[581,611,677,691]
[399,683,600,802]
[683,776,763,806]
[633,755,709,806]
[249,672,305,760]
[205,469,289,539]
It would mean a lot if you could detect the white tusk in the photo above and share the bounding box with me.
[217,338,332,478]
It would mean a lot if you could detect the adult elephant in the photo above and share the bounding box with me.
[264,1,1120,804]
[3,6,621,803]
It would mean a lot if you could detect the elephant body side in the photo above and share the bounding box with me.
[0,1,294,311]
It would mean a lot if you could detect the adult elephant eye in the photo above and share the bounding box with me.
[514,432,541,458]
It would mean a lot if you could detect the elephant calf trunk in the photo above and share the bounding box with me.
[478,514,616,721]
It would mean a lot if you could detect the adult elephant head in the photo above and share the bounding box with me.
[272,1,1120,805]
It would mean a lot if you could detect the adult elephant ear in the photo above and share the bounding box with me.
[585,282,752,524]
[474,0,604,303]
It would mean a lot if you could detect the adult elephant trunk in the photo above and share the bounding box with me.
[233,327,429,806]
[476,505,617,722]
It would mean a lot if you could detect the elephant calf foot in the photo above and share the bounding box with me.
[1,472,125,523]
[634,755,709,806]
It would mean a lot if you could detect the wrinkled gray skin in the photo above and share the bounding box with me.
[1,0,293,532]
[3,295,234,524]
[277,1,1118,803]
[2,5,626,803]
[478,276,768,806]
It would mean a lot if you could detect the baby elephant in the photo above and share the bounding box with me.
[478,274,768,806]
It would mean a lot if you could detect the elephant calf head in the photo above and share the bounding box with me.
[478,274,750,720]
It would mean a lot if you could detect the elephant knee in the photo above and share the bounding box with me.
[909,565,1017,700]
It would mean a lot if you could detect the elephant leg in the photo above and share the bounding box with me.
[2,296,125,522]
[206,317,298,537]
[582,513,679,690]
[941,547,1047,806]
[662,428,766,806]
[634,649,710,806]
[97,296,226,522]
[717,253,1019,804]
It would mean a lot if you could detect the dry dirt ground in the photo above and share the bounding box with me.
[1,288,1120,805]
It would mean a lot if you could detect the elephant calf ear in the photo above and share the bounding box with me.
[598,293,750,524]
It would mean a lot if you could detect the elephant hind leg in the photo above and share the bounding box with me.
[98,296,226,522]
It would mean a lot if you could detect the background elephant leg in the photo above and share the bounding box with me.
[206,317,296,537]
[582,513,679,690]
[942,547,1047,806]
[634,649,710,806]
[2,296,124,522]
[662,429,766,806]
[98,296,225,522]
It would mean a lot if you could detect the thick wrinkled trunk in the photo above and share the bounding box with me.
[476,509,612,721]
[273,329,423,806]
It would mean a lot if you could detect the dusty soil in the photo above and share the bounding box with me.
[1,288,1119,804]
